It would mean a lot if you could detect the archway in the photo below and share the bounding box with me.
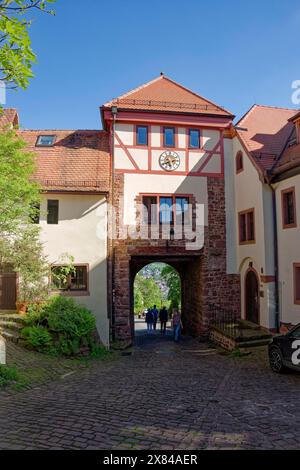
[132,262,182,337]
[245,269,260,324]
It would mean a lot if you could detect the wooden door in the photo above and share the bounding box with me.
[245,270,259,324]
[0,273,17,310]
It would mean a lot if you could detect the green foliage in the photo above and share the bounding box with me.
[0,364,19,387]
[21,325,52,349]
[22,296,97,356]
[0,129,40,234]
[161,265,181,308]
[0,0,56,89]
[44,296,96,338]
[134,274,162,312]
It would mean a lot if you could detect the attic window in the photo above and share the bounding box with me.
[36,135,56,147]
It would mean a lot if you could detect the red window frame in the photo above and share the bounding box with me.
[238,208,255,244]
[236,151,244,174]
[282,187,297,229]
[141,194,192,226]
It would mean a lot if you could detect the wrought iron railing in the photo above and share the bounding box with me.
[209,304,242,339]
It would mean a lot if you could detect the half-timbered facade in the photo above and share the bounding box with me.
[1,75,300,346]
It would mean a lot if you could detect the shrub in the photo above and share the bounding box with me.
[22,303,44,327]
[21,325,52,349]
[43,296,96,338]
[21,296,97,356]
[0,365,19,387]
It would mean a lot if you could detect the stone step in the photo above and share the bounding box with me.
[0,314,25,325]
[0,328,20,344]
[236,333,272,342]
[237,338,272,348]
[0,320,23,332]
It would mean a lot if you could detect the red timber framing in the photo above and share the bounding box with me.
[103,109,232,178]
[109,115,227,178]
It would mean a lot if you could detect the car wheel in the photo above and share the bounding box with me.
[269,347,285,373]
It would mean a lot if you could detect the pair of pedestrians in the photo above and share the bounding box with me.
[146,305,159,333]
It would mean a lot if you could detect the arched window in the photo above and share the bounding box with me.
[236,151,244,173]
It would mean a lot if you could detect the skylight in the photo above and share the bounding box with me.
[36,135,56,147]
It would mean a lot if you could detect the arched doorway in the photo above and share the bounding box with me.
[132,262,182,337]
[245,269,259,324]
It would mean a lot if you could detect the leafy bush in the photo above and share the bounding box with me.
[43,296,96,338]
[22,296,97,356]
[22,303,44,327]
[21,325,52,349]
[0,365,19,387]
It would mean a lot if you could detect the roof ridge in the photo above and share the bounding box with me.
[253,104,298,111]
[103,75,164,106]
[19,129,106,132]
[161,75,233,115]
[236,104,258,127]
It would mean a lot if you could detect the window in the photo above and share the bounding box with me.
[142,195,191,226]
[282,187,297,228]
[236,151,244,173]
[142,196,157,225]
[239,209,255,244]
[159,197,173,224]
[175,197,190,225]
[164,127,175,147]
[294,263,300,305]
[36,135,56,147]
[189,129,200,149]
[47,200,59,225]
[30,202,40,224]
[51,265,88,292]
[136,126,148,146]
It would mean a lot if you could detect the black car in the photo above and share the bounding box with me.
[268,324,300,373]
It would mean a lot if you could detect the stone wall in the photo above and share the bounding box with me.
[111,174,241,345]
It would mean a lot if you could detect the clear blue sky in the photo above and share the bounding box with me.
[6,0,300,130]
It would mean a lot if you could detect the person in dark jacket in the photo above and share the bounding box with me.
[152,305,159,330]
[159,306,168,335]
[146,308,154,333]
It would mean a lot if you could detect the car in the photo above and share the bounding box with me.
[268,324,300,373]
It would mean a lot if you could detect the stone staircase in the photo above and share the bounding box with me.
[0,311,25,344]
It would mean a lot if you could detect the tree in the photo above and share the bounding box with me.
[0,0,56,89]
[0,128,40,234]
[161,265,181,310]
[134,274,162,313]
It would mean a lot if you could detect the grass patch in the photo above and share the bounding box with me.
[0,364,19,388]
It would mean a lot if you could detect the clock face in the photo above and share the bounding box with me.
[159,151,180,172]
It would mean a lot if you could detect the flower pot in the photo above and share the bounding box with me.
[16,302,28,314]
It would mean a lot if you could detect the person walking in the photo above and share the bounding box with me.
[172,309,183,342]
[152,305,159,331]
[146,308,154,334]
[159,306,168,336]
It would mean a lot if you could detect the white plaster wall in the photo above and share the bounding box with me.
[39,194,109,346]
[116,123,134,146]
[123,174,208,227]
[232,137,275,328]
[224,137,238,275]
[276,175,300,325]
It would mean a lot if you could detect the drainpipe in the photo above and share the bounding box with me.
[110,106,118,341]
[270,183,280,333]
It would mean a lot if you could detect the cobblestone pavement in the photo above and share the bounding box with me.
[1,333,300,450]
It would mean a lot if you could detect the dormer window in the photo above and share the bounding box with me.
[36,135,56,147]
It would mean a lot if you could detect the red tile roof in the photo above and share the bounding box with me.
[18,130,110,193]
[103,75,234,117]
[0,108,19,128]
[236,105,299,171]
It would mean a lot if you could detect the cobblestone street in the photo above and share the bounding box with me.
[1,334,300,450]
